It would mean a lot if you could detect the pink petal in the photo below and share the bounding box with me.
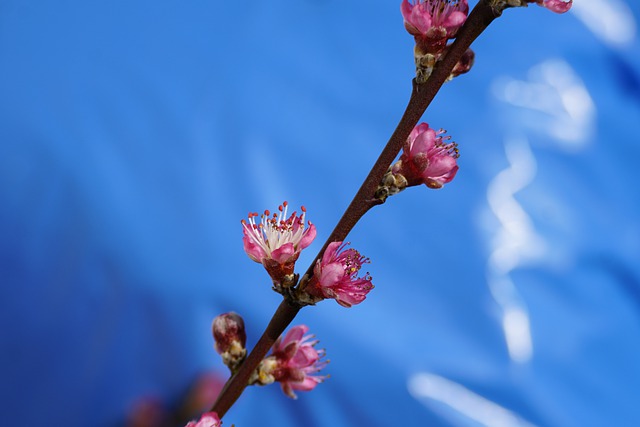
[318,263,345,289]
[400,0,414,22]
[320,241,341,266]
[290,346,319,367]
[409,123,431,142]
[281,325,308,348]
[540,0,572,13]
[401,0,421,35]
[409,5,434,35]
[335,290,367,308]
[410,127,436,156]
[290,376,321,392]
[424,153,458,179]
[442,10,467,31]
[299,223,317,249]
[271,242,295,264]
[185,412,221,427]
[242,233,266,263]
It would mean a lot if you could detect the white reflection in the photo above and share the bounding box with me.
[486,137,544,363]
[571,0,636,47]
[492,60,596,148]
[408,373,537,427]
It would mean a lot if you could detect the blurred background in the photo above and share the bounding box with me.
[1,0,640,426]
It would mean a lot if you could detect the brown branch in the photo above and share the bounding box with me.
[210,0,500,419]
[212,300,300,417]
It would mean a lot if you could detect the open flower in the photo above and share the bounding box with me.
[242,201,316,285]
[255,325,327,399]
[185,412,221,427]
[391,122,459,189]
[305,242,374,308]
[401,0,469,51]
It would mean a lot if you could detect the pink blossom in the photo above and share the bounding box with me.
[392,123,459,189]
[307,241,374,308]
[535,0,572,13]
[241,201,316,283]
[270,325,327,399]
[401,0,469,50]
[185,412,221,427]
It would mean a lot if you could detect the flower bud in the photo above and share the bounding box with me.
[449,47,475,80]
[212,312,247,372]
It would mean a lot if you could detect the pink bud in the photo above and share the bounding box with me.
[212,312,247,371]
[450,47,475,79]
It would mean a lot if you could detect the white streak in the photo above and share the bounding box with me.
[408,373,537,427]
[485,137,541,363]
[571,0,636,47]
[491,60,596,149]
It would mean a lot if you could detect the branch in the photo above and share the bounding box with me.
[211,0,500,419]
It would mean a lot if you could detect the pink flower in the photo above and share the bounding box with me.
[266,325,327,399]
[392,123,459,189]
[307,241,374,308]
[242,201,316,284]
[185,412,221,427]
[401,0,469,50]
[535,0,572,13]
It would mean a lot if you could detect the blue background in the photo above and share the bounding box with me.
[1,1,640,426]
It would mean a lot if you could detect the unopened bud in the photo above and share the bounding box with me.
[449,48,475,81]
[212,312,247,372]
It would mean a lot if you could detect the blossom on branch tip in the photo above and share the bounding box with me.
[390,122,459,190]
[241,201,316,286]
[304,242,374,308]
[401,0,469,51]
[185,412,221,427]
[401,0,471,82]
[254,325,327,399]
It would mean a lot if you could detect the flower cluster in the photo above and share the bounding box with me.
[401,0,473,82]
[253,325,327,399]
[242,201,316,287]
[185,412,221,427]
[302,242,374,308]
[242,202,374,307]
